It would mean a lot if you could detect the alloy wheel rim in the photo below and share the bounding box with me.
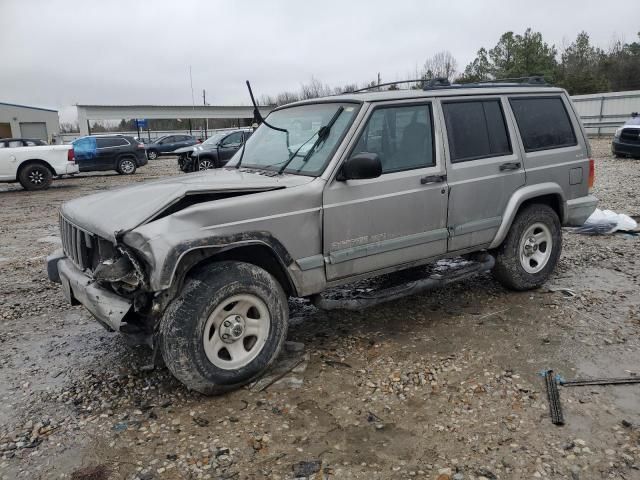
[202,294,270,370]
[28,169,44,184]
[519,222,552,274]
[199,159,213,170]
[121,160,135,173]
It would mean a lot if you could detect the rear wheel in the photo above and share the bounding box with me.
[147,150,159,160]
[159,261,289,395]
[18,163,53,191]
[117,157,137,175]
[492,204,562,291]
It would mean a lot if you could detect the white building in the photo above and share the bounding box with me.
[0,102,60,142]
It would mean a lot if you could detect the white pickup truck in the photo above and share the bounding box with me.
[0,144,79,190]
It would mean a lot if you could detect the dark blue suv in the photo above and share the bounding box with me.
[72,135,148,174]
[145,134,198,160]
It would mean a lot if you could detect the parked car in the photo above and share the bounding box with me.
[145,134,197,160]
[176,129,252,172]
[0,138,48,148]
[612,112,640,159]
[0,144,77,190]
[72,135,148,175]
[48,79,597,395]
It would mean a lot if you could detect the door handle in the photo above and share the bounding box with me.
[420,174,447,185]
[499,162,521,171]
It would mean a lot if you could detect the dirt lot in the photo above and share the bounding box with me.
[1,140,639,480]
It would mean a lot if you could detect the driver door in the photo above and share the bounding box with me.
[323,101,449,281]
[218,132,244,164]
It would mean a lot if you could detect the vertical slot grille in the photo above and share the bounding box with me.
[59,214,92,270]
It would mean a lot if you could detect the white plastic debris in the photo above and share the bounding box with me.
[576,208,638,235]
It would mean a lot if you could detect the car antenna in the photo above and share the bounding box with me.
[236,81,289,169]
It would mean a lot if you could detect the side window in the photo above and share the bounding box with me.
[222,132,243,147]
[442,99,512,163]
[509,97,577,152]
[351,104,434,173]
[8,140,23,148]
[0,142,5,148]
[25,140,38,146]
[96,137,128,148]
[73,137,97,159]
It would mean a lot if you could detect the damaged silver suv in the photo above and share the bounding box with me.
[47,78,598,394]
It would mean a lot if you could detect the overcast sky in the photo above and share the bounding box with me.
[1,0,638,123]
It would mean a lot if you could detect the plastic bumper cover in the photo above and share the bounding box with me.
[565,195,598,226]
[49,254,132,331]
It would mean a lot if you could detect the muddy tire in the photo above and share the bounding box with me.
[492,204,562,291]
[18,163,53,191]
[159,261,289,395]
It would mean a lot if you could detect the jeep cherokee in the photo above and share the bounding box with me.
[47,79,598,394]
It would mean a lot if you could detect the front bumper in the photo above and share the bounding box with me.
[612,139,640,157]
[566,195,598,226]
[46,250,132,331]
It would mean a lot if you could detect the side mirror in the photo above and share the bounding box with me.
[339,152,382,181]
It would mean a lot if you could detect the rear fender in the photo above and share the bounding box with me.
[489,183,566,249]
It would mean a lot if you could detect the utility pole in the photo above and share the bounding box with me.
[202,89,208,139]
[377,72,381,91]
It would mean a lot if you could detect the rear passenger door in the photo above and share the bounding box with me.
[96,137,127,170]
[323,101,449,280]
[440,96,525,251]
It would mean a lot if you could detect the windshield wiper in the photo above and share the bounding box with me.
[277,106,344,174]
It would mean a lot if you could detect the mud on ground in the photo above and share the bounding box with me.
[1,140,639,480]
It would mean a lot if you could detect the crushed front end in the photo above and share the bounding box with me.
[47,213,154,343]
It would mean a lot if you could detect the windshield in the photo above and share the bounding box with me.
[203,133,227,145]
[227,102,360,176]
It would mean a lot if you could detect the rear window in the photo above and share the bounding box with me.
[96,137,128,148]
[509,97,577,152]
[442,99,512,162]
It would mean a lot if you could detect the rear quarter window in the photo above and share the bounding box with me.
[96,137,128,148]
[509,97,577,152]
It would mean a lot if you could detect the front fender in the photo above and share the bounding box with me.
[123,229,296,292]
[489,183,566,249]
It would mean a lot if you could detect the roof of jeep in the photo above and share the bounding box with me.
[276,85,566,110]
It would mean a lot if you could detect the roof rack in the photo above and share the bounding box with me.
[423,75,551,90]
[343,75,552,95]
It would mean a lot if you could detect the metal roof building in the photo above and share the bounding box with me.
[0,102,60,142]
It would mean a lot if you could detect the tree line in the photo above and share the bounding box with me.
[260,29,640,106]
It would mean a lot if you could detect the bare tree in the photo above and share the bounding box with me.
[300,77,332,100]
[421,51,458,82]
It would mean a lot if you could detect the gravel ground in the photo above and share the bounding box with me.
[0,140,639,480]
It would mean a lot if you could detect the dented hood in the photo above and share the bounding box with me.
[60,168,313,242]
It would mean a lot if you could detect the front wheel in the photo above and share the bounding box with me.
[159,261,289,395]
[198,157,217,170]
[147,150,159,160]
[18,163,53,191]
[492,204,562,291]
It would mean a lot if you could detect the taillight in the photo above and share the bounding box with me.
[137,143,145,149]
[67,148,75,163]
[588,158,595,191]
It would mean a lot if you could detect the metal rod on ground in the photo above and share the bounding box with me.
[561,377,640,387]
[545,370,564,425]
